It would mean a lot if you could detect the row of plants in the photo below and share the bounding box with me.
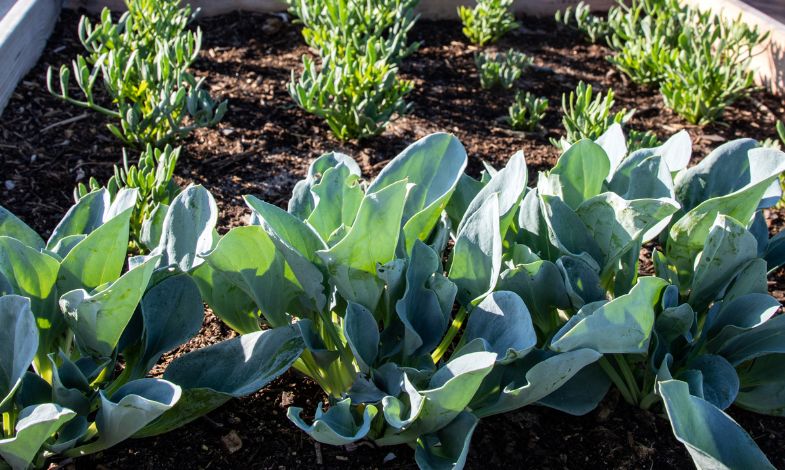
[557,0,769,124]
[3,128,785,469]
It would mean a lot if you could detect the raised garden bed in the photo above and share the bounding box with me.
[2,7,785,470]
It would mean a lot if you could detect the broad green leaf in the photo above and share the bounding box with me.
[191,262,260,334]
[556,255,605,309]
[57,207,132,293]
[201,226,295,328]
[288,398,377,446]
[595,123,627,176]
[608,154,675,202]
[659,379,774,470]
[575,193,679,271]
[457,151,527,238]
[0,296,38,410]
[764,229,785,273]
[47,189,110,249]
[59,257,157,358]
[139,203,168,252]
[551,277,668,354]
[463,291,536,363]
[674,139,763,211]
[367,133,467,251]
[289,152,361,220]
[689,215,757,309]
[143,327,304,437]
[344,303,379,373]
[377,351,497,446]
[736,354,785,416]
[306,165,363,241]
[132,274,204,376]
[396,241,456,358]
[367,133,467,223]
[414,412,477,470]
[548,139,611,209]
[0,237,61,372]
[713,315,785,366]
[153,185,217,272]
[681,355,739,410]
[472,348,602,417]
[449,195,501,304]
[539,195,603,262]
[0,404,75,470]
[245,195,327,262]
[68,379,180,456]
[537,361,610,415]
[0,206,43,250]
[245,196,327,312]
[667,160,785,287]
[498,260,570,335]
[319,180,408,273]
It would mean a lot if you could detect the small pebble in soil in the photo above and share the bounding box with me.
[221,430,243,454]
[4,180,15,190]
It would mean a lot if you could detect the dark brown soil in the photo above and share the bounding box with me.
[2,9,785,470]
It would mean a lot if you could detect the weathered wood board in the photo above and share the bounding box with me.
[0,0,62,115]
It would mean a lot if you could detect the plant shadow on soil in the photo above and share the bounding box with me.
[1,9,785,470]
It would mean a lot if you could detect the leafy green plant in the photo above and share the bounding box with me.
[289,42,414,141]
[284,0,420,63]
[496,124,785,468]
[74,145,182,253]
[47,1,226,147]
[659,9,768,124]
[605,0,684,85]
[507,91,548,131]
[200,133,601,468]
[458,0,519,46]
[287,0,418,141]
[555,1,608,43]
[601,0,768,124]
[0,186,302,468]
[475,49,531,90]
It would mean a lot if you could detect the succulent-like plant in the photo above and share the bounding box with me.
[47,1,226,147]
[475,49,532,90]
[458,0,520,46]
[507,91,548,131]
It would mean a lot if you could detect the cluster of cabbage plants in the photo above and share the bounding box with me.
[201,129,785,469]
[198,134,603,468]
[0,187,303,469]
[4,129,785,469]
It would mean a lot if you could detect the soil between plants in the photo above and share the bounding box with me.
[1,10,785,470]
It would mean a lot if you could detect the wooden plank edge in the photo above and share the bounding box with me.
[0,0,62,117]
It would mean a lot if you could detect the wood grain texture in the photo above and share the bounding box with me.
[0,0,61,116]
[62,0,618,19]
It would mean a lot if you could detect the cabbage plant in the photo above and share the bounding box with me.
[0,187,303,469]
[497,124,785,469]
[199,133,601,469]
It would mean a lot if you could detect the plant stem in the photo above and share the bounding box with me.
[613,355,641,404]
[431,306,467,364]
[2,411,15,438]
[598,356,637,406]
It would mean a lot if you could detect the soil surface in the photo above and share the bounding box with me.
[1,10,785,470]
